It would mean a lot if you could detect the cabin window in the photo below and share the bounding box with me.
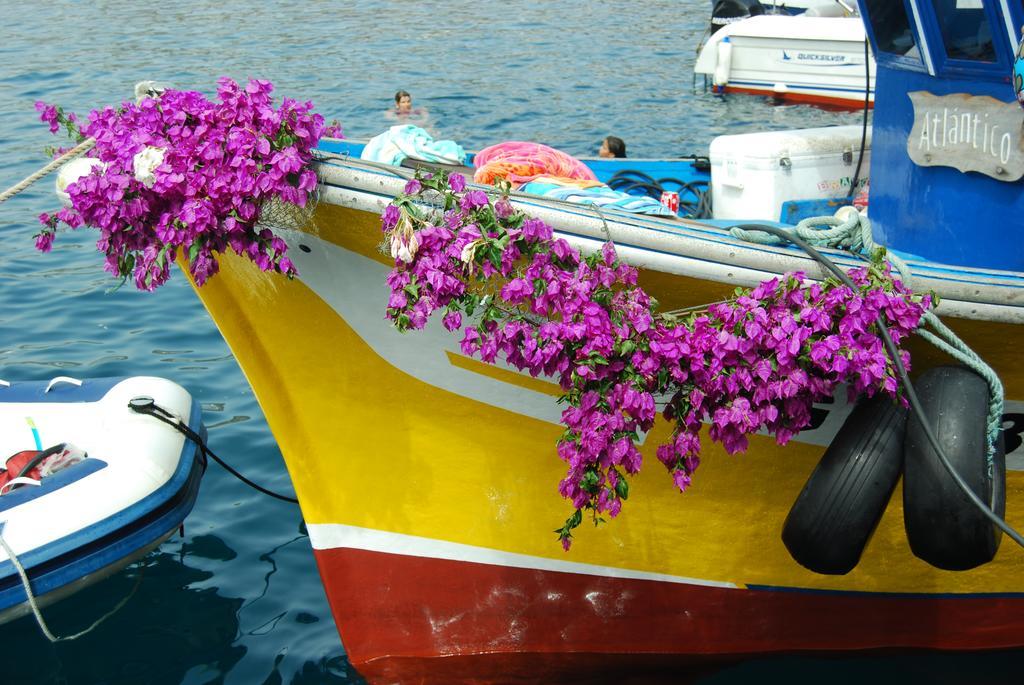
[863,0,919,58]
[929,0,997,62]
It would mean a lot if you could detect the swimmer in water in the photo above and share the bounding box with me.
[386,90,430,122]
[599,135,627,158]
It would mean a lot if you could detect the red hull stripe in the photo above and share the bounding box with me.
[721,84,875,110]
[315,547,1024,679]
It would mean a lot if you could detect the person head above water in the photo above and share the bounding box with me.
[599,135,627,158]
[394,90,413,114]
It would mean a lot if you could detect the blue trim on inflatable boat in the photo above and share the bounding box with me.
[0,459,107,515]
[0,399,205,613]
[746,584,1024,599]
[0,377,127,404]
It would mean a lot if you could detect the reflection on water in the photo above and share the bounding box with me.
[0,536,366,684]
[0,551,246,685]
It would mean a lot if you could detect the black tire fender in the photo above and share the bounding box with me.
[782,393,907,575]
[903,365,1005,571]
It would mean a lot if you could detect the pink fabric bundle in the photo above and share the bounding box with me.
[473,141,597,187]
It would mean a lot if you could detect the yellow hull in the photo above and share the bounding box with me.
[186,196,1024,673]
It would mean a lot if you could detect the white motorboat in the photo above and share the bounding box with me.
[696,12,875,108]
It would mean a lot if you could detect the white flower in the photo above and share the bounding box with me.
[389,231,420,264]
[132,146,166,188]
[460,239,481,264]
[55,156,105,207]
[396,243,414,264]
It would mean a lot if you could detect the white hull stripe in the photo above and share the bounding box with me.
[725,79,872,98]
[306,522,738,589]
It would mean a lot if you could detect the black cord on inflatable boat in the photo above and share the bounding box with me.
[128,397,299,505]
[734,223,1024,551]
[14,443,66,480]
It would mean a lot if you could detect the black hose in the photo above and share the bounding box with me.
[611,180,664,196]
[607,169,714,219]
[607,170,659,188]
[846,37,871,201]
[734,223,1024,551]
[128,398,299,505]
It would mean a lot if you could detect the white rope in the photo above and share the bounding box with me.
[0,524,141,642]
[0,477,40,496]
[0,138,96,205]
[0,80,174,206]
[0,526,62,641]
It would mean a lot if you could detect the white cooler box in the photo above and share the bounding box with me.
[710,125,871,221]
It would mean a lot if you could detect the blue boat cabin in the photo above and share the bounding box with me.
[857,0,1024,272]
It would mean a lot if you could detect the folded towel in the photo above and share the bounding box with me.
[361,125,466,166]
[530,175,606,190]
[473,142,597,187]
[519,180,676,216]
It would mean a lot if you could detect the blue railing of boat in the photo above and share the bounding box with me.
[315,138,713,199]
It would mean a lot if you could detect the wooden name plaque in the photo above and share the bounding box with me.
[907,91,1024,182]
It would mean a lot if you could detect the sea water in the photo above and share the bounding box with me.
[0,1,1018,683]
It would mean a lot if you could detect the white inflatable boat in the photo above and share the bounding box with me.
[0,376,205,626]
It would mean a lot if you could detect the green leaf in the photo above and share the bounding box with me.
[487,244,502,270]
[615,475,629,500]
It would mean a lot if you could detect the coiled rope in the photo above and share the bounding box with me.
[729,210,1003,461]
[0,138,96,205]
[729,209,911,285]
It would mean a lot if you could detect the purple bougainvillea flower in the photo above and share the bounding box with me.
[448,173,466,193]
[377,168,930,549]
[35,101,60,133]
[460,190,489,211]
[381,204,401,232]
[35,78,337,289]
